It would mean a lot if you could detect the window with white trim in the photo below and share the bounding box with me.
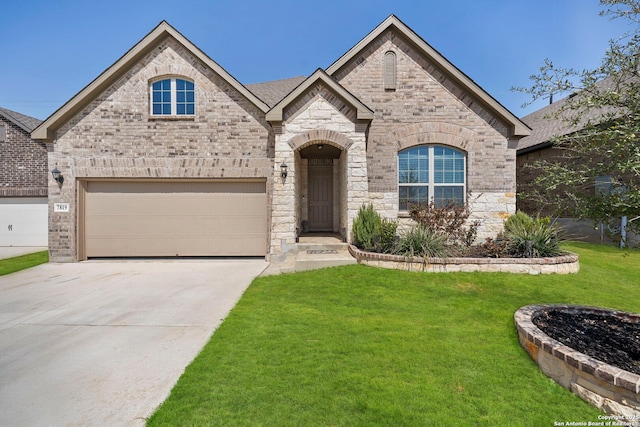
[398,145,466,210]
[150,78,195,116]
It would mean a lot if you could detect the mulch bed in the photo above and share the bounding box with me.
[532,308,640,375]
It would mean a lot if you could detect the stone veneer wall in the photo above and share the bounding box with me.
[48,38,272,261]
[270,85,368,257]
[350,246,579,274]
[332,29,518,241]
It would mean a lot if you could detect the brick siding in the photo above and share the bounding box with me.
[0,117,48,197]
[331,29,516,239]
[48,38,273,261]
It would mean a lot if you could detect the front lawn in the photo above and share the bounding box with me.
[0,251,48,276]
[148,242,640,426]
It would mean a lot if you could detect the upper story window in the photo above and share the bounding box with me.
[398,145,466,210]
[151,78,195,116]
[0,124,5,142]
[384,51,396,90]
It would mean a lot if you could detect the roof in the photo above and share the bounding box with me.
[265,69,374,122]
[517,77,621,154]
[32,16,531,141]
[326,15,530,139]
[32,21,270,142]
[246,76,307,107]
[0,107,42,133]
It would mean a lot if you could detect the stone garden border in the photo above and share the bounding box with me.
[515,305,640,419]
[348,245,579,274]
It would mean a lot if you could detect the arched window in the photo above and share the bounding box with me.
[384,51,396,90]
[398,145,466,210]
[150,77,195,116]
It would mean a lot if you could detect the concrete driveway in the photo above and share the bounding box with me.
[0,259,267,426]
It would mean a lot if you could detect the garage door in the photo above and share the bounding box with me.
[0,197,48,247]
[84,180,267,258]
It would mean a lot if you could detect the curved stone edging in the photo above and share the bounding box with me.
[348,245,579,274]
[515,305,640,418]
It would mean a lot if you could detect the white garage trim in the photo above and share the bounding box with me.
[78,180,267,259]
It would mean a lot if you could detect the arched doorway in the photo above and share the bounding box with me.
[297,142,343,233]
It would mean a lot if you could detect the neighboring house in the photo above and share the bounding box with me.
[517,98,575,215]
[0,107,47,246]
[516,80,636,244]
[32,15,529,262]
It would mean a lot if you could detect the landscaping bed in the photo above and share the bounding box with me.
[533,306,640,375]
[349,245,579,274]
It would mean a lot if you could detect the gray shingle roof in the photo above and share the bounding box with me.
[517,77,620,154]
[0,107,43,133]
[246,76,307,107]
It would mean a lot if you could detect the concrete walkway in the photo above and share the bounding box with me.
[0,258,267,426]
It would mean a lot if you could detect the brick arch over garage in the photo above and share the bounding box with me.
[391,122,476,153]
[288,129,354,152]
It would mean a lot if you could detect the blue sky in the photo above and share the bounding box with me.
[0,0,625,121]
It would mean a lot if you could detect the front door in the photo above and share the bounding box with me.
[308,165,333,231]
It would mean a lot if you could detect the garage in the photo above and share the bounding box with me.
[0,197,48,247]
[81,180,267,258]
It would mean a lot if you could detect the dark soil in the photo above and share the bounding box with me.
[532,308,640,375]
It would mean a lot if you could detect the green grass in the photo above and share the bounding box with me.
[147,242,640,426]
[0,251,48,276]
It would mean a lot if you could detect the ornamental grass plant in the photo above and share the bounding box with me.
[503,211,563,258]
[392,225,448,258]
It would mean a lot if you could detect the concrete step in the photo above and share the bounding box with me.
[296,242,350,252]
[261,238,357,276]
[294,244,356,272]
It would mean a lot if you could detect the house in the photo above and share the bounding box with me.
[32,15,529,262]
[516,78,637,244]
[0,107,47,246]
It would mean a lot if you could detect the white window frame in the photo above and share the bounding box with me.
[398,145,467,211]
[149,77,195,116]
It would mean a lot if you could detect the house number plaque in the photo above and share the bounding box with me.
[54,203,70,212]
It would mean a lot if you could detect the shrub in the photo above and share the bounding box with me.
[379,217,399,254]
[408,201,479,249]
[394,225,448,258]
[352,204,399,253]
[504,210,535,234]
[352,204,381,252]
[503,211,563,258]
[479,237,509,258]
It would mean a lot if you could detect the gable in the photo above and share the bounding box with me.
[327,15,530,139]
[266,69,373,123]
[50,36,271,160]
[32,21,269,142]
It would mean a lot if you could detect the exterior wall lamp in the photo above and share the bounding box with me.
[280,162,288,179]
[51,167,64,185]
